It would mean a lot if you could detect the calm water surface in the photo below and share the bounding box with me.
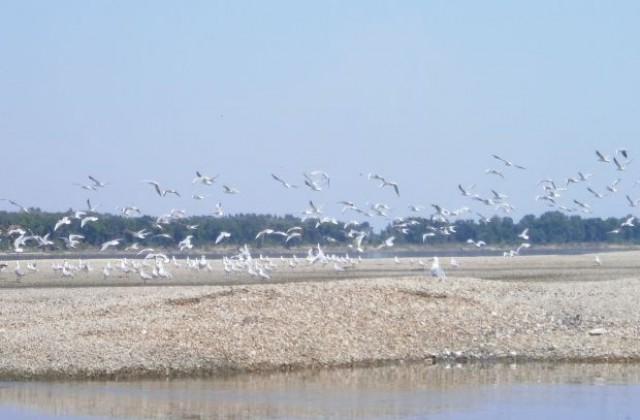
[1,362,639,419]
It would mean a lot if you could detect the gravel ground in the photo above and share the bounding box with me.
[1,251,639,379]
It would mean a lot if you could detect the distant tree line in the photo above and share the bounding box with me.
[0,209,638,253]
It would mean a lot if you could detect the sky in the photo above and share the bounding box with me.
[1,1,640,230]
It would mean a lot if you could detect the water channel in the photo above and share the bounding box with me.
[1,361,639,419]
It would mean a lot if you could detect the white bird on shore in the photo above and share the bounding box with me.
[429,257,446,280]
[14,261,25,282]
[594,255,603,266]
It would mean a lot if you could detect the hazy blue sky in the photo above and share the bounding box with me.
[1,1,639,229]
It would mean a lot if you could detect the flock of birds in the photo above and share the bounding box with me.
[0,148,638,283]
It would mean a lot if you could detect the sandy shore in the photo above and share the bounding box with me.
[1,251,640,379]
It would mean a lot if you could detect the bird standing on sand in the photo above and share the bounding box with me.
[429,257,446,280]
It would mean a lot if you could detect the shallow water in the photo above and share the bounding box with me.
[1,362,639,419]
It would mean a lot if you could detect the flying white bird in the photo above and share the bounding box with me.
[485,169,505,178]
[376,236,395,249]
[595,150,611,163]
[215,231,231,244]
[54,216,72,232]
[613,156,633,171]
[271,173,298,189]
[88,175,109,189]
[517,228,530,240]
[2,199,29,213]
[80,216,99,228]
[193,171,218,185]
[143,180,181,197]
[223,185,240,194]
[100,238,122,252]
[492,154,526,169]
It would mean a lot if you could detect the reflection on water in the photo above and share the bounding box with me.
[1,362,640,419]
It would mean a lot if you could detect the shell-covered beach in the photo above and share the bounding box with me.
[1,251,639,379]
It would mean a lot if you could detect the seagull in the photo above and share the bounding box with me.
[271,173,298,189]
[100,238,122,252]
[595,150,611,163]
[308,170,330,187]
[2,199,29,213]
[80,216,99,228]
[143,180,181,197]
[193,171,218,185]
[458,184,476,196]
[587,187,607,199]
[466,238,487,248]
[491,189,509,201]
[613,156,633,171]
[492,154,526,169]
[88,175,109,189]
[573,199,591,212]
[14,261,25,282]
[594,255,603,266]
[626,194,640,207]
[215,231,231,244]
[485,169,505,178]
[429,257,446,280]
[212,202,224,217]
[379,179,400,197]
[303,174,324,191]
[54,216,72,232]
[338,200,358,213]
[376,236,395,249]
[285,232,302,244]
[62,233,85,249]
[178,235,194,251]
[127,228,150,240]
[86,199,100,213]
[74,182,98,191]
[516,242,531,255]
[578,172,593,182]
[616,148,629,159]
[517,228,530,240]
[606,178,622,193]
[368,173,400,196]
[620,216,635,227]
[222,185,241,194]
